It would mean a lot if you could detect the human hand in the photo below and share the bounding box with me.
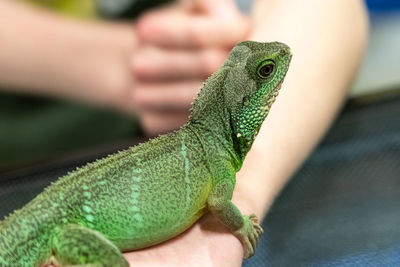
[122,214,243,267]
[123,185,258,267]
[131,0,250,136]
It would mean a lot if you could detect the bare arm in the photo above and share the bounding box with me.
[0,0,136,113]
[234,0,368,219]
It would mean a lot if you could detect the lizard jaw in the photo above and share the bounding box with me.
[263,82,283,111]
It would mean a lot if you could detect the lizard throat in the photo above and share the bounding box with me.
[235,82,283,141]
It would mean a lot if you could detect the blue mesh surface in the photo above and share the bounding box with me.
[244,96,400,266]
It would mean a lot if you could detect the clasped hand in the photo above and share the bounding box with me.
[131,0,250,136]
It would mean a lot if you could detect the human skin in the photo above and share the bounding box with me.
[132,0,250,135]
[125,0,368,266]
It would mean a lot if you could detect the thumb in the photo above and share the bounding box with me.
[180,0,240,19]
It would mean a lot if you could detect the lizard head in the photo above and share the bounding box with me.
[223,41,292,147]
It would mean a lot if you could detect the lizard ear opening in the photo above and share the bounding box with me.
[242,96,250,107]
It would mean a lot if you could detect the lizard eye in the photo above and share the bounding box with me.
[257,61,275,79]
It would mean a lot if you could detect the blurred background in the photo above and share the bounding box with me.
[0,0,400,266]
[0,0,399,170]
[353,0,400,97]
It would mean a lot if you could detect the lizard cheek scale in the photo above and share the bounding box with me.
[0,41,291,266]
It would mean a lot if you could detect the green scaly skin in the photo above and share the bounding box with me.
[0,41,291,266]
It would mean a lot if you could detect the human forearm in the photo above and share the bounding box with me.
[234,0,368,218]
[0,0,136,111]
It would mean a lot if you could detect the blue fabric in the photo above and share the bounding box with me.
[366,0,400,12]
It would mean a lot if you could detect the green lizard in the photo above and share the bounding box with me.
[0,41,291,267]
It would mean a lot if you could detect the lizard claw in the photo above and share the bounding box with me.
[233,214,264,259]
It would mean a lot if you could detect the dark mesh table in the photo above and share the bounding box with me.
[1,95,400,266]
[244,95,400,266]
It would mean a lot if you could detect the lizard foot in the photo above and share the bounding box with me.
[233,214,264,259]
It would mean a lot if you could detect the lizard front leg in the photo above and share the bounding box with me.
[207,178,263,258]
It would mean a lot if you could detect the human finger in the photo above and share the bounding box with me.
[181,0,241,19]
[137,11,250,48]
[132,46,228,80]
[139,110,190,136]
[132,80,202,111]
